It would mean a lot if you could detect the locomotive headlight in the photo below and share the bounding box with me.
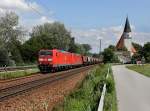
[48,58,52,61]
[39,58,43,61]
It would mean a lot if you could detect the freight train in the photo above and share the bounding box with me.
[38,49,101,73]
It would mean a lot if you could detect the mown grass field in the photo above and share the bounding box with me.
[126,64,150,77]
[53,64,117,111]
[0,68,39,79]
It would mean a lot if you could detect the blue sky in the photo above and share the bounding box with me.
[28,0,150,31]
[0,0,150,52]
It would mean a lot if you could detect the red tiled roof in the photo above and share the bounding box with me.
[116,34,125,49]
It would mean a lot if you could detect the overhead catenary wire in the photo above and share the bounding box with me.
[27,3,49,18]
[27,3,43,16]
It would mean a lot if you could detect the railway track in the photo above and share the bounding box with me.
[0,72,41,83]
[0,65,95,102]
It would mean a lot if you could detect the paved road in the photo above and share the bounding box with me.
[112,65,150,111]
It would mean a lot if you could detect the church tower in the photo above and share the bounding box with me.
[116,17,136,56]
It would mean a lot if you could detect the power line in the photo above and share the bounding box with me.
[27,3,44,17]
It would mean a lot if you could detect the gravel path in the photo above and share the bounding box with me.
[112,65,150,111]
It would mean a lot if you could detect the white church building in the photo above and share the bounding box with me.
[116,17,136,63]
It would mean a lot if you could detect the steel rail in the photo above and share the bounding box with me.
[0,65,95,102]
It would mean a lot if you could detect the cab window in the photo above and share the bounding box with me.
[39,50,52,56]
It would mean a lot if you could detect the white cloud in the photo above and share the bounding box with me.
[0,0,39,12]
[0,0,56,34]
[39,16,55,24]
[23,16,55,27]
[0,8,5,15]
[71,26,121,53]
[20,16,56,37]
[132,32,150,45]
[71,26,150,53]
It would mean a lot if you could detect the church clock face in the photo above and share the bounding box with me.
[124,33,131,39]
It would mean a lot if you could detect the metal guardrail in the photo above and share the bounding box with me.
[97,68,109,111]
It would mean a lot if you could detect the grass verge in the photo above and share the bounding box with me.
[103,66,118,111]
[126,64,150,77]
[0,68,39,79]
[53,64,117,111]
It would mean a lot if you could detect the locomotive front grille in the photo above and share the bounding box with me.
[38,64,52,72]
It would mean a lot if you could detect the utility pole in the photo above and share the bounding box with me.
[100,39,102,54]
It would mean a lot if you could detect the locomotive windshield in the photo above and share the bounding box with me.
[39,50,52,56]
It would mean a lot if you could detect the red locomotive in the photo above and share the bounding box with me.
[38,49,100,72]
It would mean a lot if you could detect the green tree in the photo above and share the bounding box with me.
[103,48,114,63]
[132,42,143,61]
[131,53,141,63]
[92,53,100,58]
[82,44,92,55]
[31,22,71,50]
[73,44,92,55]
[0,48,10,66]
[103,45,119,63]
[68,37,78,53]
[132,42,143,52]
[75,44,86,55]
[108,45,116,51]
[0,12,24,65]
[22,22,72,62]
[143,42,150,63]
